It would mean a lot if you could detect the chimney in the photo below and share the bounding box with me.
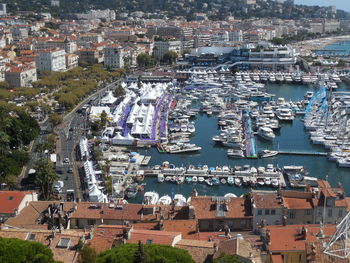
[188,205,195,219]
[301,226,307,240]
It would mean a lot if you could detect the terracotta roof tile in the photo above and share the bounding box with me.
[283,197,313,210]
[127,229,181,246]
[190,196,251,220]
[267,224,336,252]
[162,220,197,239]
[251,192,283,209]
[0,191,30,214]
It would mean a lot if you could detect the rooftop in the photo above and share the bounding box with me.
[0,191,31,214]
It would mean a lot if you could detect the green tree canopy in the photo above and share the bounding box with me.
[137,53,155,68]
[34,158,58,200]
[162,51,178,65]
[213,253,247,263]
[0,237,59,263]
[97,243,195,263]
[78,244,97,263]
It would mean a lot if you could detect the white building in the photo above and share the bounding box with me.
[0,3,6,16]
[5,65,37,88]
[153,41,182,61]
[228,31,243,42]
[36,49,66,72]
[104,46,124,69]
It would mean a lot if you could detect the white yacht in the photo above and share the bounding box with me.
[227,149,244,158]
[157,195,172,205]
[187,123,196,133]
[143,191,159,205]
[174,194,187,206]
[157,174,164,183]
[276,108,294,121]
[257,127,275,141]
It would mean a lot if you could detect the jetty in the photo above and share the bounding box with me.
[243,112,258,159]
[277,150,328,156]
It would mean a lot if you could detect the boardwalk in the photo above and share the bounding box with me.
[278,150,328,156]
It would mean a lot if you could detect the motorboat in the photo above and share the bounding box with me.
[165,176,172,182]
[212,177,220,186]
[257,178,265,186]
[276,108,294,122]
[264,177,271,186]
[227,149,245,158]
[143,191,159,205]
[185,176,192,183]
[257,127,275,141]
[157,195,172,205]
[221,178,227,184]
[192,176,198,183]
[259,150,278,158]
[187,123,196,133]
[271,178,279,187]
[198,176,205,183]
[205,178,213,186]
[157,174,164,183]
[176,175,185,184]
[234,177,242,187]
[224,193,237,198]
[174,194,187,206]
[227,176,234,185]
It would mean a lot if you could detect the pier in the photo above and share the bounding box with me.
[242,112,258,159]
[277,150,328,156]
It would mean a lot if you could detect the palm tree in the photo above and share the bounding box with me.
[34,159,58,200]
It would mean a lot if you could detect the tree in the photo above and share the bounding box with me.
[137,53,154,68]
[0,81,9,89]
[338,59,346,67]
[0,237,59,263]
[49,113,63,128]
[78,244,97,263]
[113,85,125,98]
[213,253,246,263]
[162,51,178,65]
[97,244,195,263]
[133,241,149,263]
[34,158,58,200]
[100,110,108,128]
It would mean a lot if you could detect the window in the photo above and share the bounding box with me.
[88,219,96,225]
[8,196,13,200]
[339,209,343,218]
[328,208,333,217]
[265,210,270,215]
[146,240,153,244]
[26,233,36,241]
[57,238,71,248]
[271,210,276,215]
[257,210,262,215]
[304,209,311,215]
[288,210,296,219]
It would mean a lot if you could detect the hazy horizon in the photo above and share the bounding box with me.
[295,0,350,12]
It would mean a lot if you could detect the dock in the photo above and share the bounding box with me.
[141,156,151,166]
[243,112,258,159]
[278,150,328,156]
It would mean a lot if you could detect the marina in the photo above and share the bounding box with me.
[81,40,350,204]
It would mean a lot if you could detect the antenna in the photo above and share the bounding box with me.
[324,212,350,259]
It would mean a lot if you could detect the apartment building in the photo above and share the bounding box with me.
[79,48,104,65]
[0,191,38,222]
[65,53,79,69]
[34,38,77,54]
[36,48,66,72]
[153,40,182,61]
[104,45,124,69]
[5,65,37,88]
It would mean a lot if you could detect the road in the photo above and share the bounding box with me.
[22,79,120,201]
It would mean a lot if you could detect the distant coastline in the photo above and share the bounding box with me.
[293,35,350,56]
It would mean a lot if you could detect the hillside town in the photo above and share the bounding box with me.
[1,1,350,263]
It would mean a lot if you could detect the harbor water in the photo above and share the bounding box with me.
[131,82,350,203]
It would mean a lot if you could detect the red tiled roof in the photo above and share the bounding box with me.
[0,191,30,214]
[190,196,251,219]
[283,197,313,210]
[251,192,283,209]
[127,229,181,246]
[267,224,336,252]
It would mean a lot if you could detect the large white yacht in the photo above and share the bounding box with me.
[257,127,275,141]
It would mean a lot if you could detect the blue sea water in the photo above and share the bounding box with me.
[130,82,350,203]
